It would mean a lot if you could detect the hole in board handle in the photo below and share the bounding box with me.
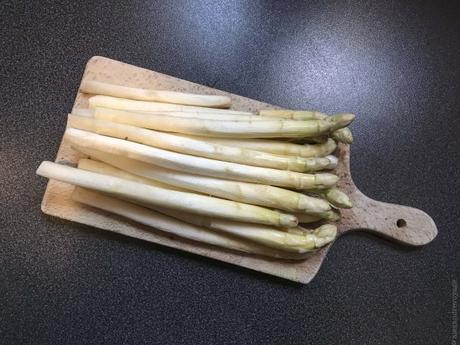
[396,219,407,228]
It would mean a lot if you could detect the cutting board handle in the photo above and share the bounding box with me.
[344,189,438,246]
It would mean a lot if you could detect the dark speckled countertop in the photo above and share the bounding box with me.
[1,1,459,344]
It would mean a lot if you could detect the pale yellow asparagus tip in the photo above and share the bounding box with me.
[332,127,354,144]
[329,113,355,131]
[321,210,341,221]
[301,157,331,172]
[280,215,299,228]
[297,195,331,213]
[313,224,337,247]
[324,188,353,209]
[313,173,339,189]
[298,209,340,222]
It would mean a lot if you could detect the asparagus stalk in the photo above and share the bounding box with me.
[258,109,327,120]
[68,114,331,172]
[175,136,337,158]
[258,109,354,144]
[148,205,337,253]
[36,161,298,228]
[94,109,354,139]
[93,107,274,121]
[81,80,232,108]
[77,155,331,214]
[65,128,339,190]
[77,159,188,192]
[72,187,308,260]
[89,95,251,115]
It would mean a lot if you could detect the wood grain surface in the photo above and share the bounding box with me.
[41,56,437,284]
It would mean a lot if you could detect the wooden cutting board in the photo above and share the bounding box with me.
[41,56,438,284]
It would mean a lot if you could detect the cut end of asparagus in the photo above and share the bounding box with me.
[280,214,299,228]
[313,224,337,247]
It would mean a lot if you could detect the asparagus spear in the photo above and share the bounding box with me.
[258,109,354,144]
[92,107,274,121]
[173,136,337,158]
[72,187,308,260]
[148,205,337,253]
[77,158,187,192]
[74,163,335,253]
[36,161,298,228]
[65,128,339,190]
[68,114,331,172]
[81,80,232,108]
[258,109,327,120]
[94,109,355,139]
[89,95,251,115]
[77,156,331,214]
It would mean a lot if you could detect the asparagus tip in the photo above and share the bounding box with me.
[332,127,354,144]
[329,113,355,131]
[298,195,331,213]
[313,224,337,247]
[313,173,339,189]
[280,214,299,228]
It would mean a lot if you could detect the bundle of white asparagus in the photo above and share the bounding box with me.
[37,80,355,260]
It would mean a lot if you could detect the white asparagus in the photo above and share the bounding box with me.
[65,128,339,190]
[94,109,354,138]
[77,159,187,192]
[72,187,307,260]
[148,205,337,253]
[81,80,232,108]
[175,135,338,158]
[93,106,276,121]
[89,95,251,115]
[258,110,354,144]
[68,114,331,172]
[77,154,331,214]
[258,109,327,120]
[36,161,298,227]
